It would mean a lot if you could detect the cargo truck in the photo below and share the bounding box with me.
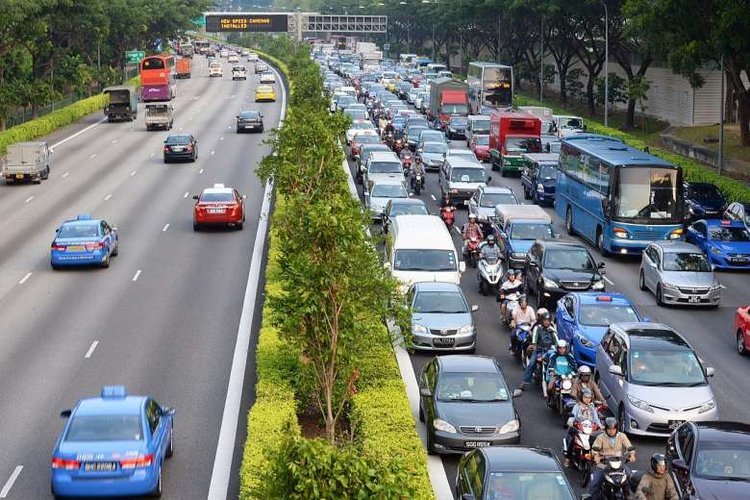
[176,58,191,79]
[145,103,174,131]
[488,110,542,177]
[2,142,53,184]
[428,77,469,130]
[103,86,138,122]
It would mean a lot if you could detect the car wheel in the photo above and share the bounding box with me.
[426,430,437,455]
[236,221,244,230]
[112,241,119,257]
[638,270,647,291]
[43,166,50,180]
[166,427,174,457]
[618,405,627,434]
[101,252,110,269]
[51,262,60,270]
[656,285,664,306]
[150,466,163,497]
[565,207,574,235]
[738,331,748,356]
[597,229,610,257]
[164,157,170,164]
[193,222,200,232]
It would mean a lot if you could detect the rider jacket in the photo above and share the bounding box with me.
[531,325,558,351]
[592,432,633,468]
[571,379,605,403]
[462,222,483,241]
[547,352,577,376]
[572,402,602,427]
[480,244,500,261]
[634,471,679,500]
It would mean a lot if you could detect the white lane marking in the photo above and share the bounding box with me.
[104,194,112,201]
[199,168,204,174]
[430,194,436,201]
[603,276,614,285]
[61,172,69,178]
[131,270,142,282]
[89,154,97,159]
[162,223,170,232]
[84,340,99,359]
[51,117,107,148]
[131,170,137,177]
[219,136,224,141]
[210,150,215,156]
[0,465,23,498]
[184,192,190,198]
[207,59,285,500]
[110,139,118,144]
[454,226,461,235]
[24,196,34,203]
[18,272,32,285]
[150,152,155,158]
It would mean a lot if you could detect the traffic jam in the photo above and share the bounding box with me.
[318,40,750,499]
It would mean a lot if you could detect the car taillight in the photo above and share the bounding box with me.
[120,454,153,469]
[52,457,80,470]
[85,242,104,251]
[51,243,67,251]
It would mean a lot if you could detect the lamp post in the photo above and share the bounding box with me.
[719,55,725,175]
[539,16,543,101]
[602,0,609,127]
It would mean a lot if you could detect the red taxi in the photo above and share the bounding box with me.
[193,184,245,231]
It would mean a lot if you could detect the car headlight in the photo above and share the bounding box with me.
[613,227,629,239]
[628,395,655,413]
[698,400,716,414]
[412,324,428,335]
[536,183,545,193]
[710,246,722,255]
[576,334,596,348]
[662,282,678,290]
[669,228,683,240]
[591,280,605,290]
[433,418,457,433]
[710,283,721,291]
[543,277,558,288]
[458,324,474,335]
[498,419,519,434]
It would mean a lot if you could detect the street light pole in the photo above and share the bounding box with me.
[719,55,725,175]
[602,0,609,127]
[540,16,544,102]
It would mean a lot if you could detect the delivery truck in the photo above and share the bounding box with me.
[176,58,192,79]
[488,110,542,177]
[145,103,174,131]
[2,142,53,184]
[428,77,469,129]
[103,86,138,122]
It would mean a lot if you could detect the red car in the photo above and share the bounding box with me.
[736,305,750,355]
[470,134,491,162]
[193,183,245,231]
[350,133,380,161]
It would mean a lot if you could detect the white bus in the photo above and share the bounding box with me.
[467,62,514,114]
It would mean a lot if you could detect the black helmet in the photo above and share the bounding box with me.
[487,235,496,245]
[604,417,618,430]
[651,453,666,473]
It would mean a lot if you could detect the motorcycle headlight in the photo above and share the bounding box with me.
[512,252,526,259]
[576,334,596,348]
[536,183,544,193]
[698,399,716,414]
[543,277,558,288]
[710,246,722,255]
[457,324,475,335]
[562,379,573,390]
[498,419,519,434]
[591,280,605,290]
[433,418,457,433]
[412,324,428,335]
[628,394,655,413]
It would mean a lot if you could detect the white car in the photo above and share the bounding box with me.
[345,120,377,144]
[247,52,259,62]
[219,49,229,58]
[240,49,250,56]
[259,71,276,84]
[227,53,239,63]
[209,62,223,77]
[232,66,247,80]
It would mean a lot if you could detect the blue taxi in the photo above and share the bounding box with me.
[50,215,119,269]
[555,293,643,368]
[686,219,750,270]
[51,386,174,497]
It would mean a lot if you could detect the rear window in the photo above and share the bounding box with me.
[165,135,190,145]
[239,111,259,119]
[58,224,100,238]
[65,415,143,442]
[369,161,402,174]
[201,192,234,202]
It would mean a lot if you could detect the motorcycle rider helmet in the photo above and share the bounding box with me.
[580,387,594,401]
[514,269,523,276]
[650,453,667,473]
[556,339,568,350]
[487,235,496,246]
[506,269,514,278]
[468,213,477,221]
[540,312,552,324]
[578,365,592,379]
[604,417,618,432]
[536,307,548,319]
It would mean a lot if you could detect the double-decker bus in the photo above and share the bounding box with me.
[467,62,513,114]
[556,134,685,255]
[140,55,176,102]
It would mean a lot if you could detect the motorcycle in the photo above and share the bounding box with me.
[511,322,532,363]
[563,419,600,487]
[477,250,503,296]
[549,372,576,415]
[592,453,635,500]
[393,137,405,153]
[440,204,456,231]
[410,166,425,195]
[501,290,522,327]
[465,237,481,268]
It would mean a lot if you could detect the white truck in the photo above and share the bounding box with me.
[2,142,53,184]
[145,103,174,131]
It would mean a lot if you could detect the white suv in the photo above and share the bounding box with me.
[231,66,247,81]
[209,62,223,77]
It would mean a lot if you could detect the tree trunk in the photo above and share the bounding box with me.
[738,92,750,147]
[625,99,636,129]
[586,76,596,115]
[325,377,335,443]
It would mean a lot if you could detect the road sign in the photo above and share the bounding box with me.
[125,50,145,64]
[205,14,289,33]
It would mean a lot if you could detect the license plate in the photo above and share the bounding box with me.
[172,147,184,152]
[668,420,685,430]
[208,208,225,214]
[732,257,748,263]
[16,174,24,179]
[433,337,456,347]
[688,295,701,303]
[465,441,490,448]
[83,462,117,472]
[68,245,86,252]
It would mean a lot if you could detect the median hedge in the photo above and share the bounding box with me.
[516,95,750,202]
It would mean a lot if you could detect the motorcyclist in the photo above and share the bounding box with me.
[511,295,535,329]
[634,453,679,500]
[563,387,602,466]
[519,312,558,390]
[462,213,484,257]
[378,116,389,135]
[590,417,636,500]
[530,307,549,331]
[546,339,577,396]
[498,270,522,314]
[480,234,501,262]
[409,156,426,189]
[571,365,606,407]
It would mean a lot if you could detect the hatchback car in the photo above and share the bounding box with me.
[466,185,520,226]
[639,241,721,307]
[193,183,246,231]
[365,179,409,220]
[456,446,576,500]
[666,421,750,500]
[254,84,276,102]
[470,134,491,162]
[51,386,174,498]
[445,116,468,140]
[258,71,276,84]
[382,198,429,234]
[686,219,750,269]
[163,134,198,163]
[419,355,521,454]
[231,65,247,80]
[595,323,718,436]
[416,141,448,171]
[208,61,223,77]
[555,293,643,368]
[684,182,727,221]
[724,201,750,230]
[345,119,377,144]
[236,110,263,133]
[735,305,750,356]
[50,215,119,269]
[408,282,478,352]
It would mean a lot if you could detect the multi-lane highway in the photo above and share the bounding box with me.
[0,54,282,498]
[346,136,750,495]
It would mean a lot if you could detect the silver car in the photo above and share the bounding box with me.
[408,282,478,351]
[416,141,449,171]
[595,323,718,437]
[639,241,721,307]
[466,185,520,225]
[365,179,409,221]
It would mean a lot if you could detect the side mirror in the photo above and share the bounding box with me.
[705,366,715,377]
[471,305,479,312]
[598,262,606,269]
[163,140,168,144]
[192,195,199,200]
[672,459,688,472]
[235,115,239,118]
[459,261,466,273]
[49,148,55,155]
[419,387,431,397]
[608,365,623,377]
[60,409,72,418]
[363,190,369,197]
[242,194,247,199]
[512,389,523,398]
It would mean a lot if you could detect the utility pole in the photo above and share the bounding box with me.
[719,55,725,175]
[497,15,501,63]
[539,16,544,102]
[602,0,609,127]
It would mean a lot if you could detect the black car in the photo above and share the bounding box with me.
[236,110,264,133]
[163,134,198,163]
[667,421,750,500]
[445,116,468,140]
[525,240,606,309]
[520,153,559,205]
[397,82,413,100]
[684,182,727,221]
[418,355,521,455]
[457,446,577,500]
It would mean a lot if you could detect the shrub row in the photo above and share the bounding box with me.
[516,95,750,202]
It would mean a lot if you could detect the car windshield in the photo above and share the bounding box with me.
[239,111,259,119]
[391,203,428,217]
[414,290,468,314]
[628,349,706,386]
[346,110,367,119]
[450,117,468,127]
[662,252,711,272]
[505,137,542,153]
[578,304,640,326]
[65,415,143,442]
[694,441,750,481]
[355,135,379,144]
[443,104,468,115]
[470,119,490,133]
[451,168,487,183]
[544,249,595,270]
[436,372,508,402]
[393,249,457,271]
[201,192,234,202]
[351,122,373,130]
[369,161,402,174]
[510,223,553,240]
[409,127,428,138]
[690,184,723,201]
[371,184,407,198]
[58,223,100,238]
[474,135,490,146]
[485,472,575,500]
[560,117,583,129]
[481,193,517,208]
[615,167,682,222]
[538,164,558,179]
[708,226,750,242]
[423,143,448,154]
[165,135,190,145]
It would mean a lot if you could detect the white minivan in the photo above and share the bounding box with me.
[386,214,465,292]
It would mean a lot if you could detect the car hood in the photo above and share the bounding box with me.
[393,270,459,291]
[710,241,750,254]
[660,270,718,287]
[477,206,495,220]
[369,196,403,212]
[436,400,515,427]
[506,239,534,253]
[545,268,602,282]
[413,312,472,330]
[56,440,147,460]
[422,152,445,163]
[368,172,404,183]
[628,383,713,411]
[692,477,750,499]
[690,200,725,212]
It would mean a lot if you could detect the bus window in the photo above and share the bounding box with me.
[615,168,679,220]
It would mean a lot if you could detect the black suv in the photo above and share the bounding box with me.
[236,110,264,133]
[524,240,606,308]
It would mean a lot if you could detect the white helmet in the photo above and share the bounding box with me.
[536,307,548,318]
[578,365,592,375]
[556,339,568,349]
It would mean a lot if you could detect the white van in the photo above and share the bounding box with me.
[386,214,465,292]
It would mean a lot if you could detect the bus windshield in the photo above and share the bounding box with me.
[614,167,681,222]
[505,137,542,154]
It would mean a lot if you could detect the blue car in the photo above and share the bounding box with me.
[686,218,750,270]
[51,386,174,498]
[555,293,643,368]
[50,214,119,269]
